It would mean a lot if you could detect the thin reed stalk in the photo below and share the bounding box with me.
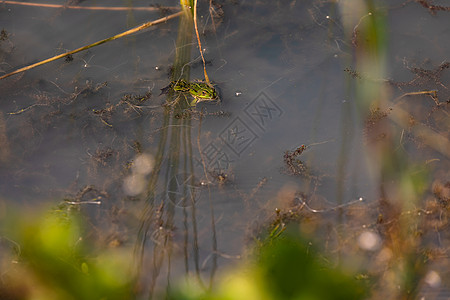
[0,11,182,80]
[2,1,178,11]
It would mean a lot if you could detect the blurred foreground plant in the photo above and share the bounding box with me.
[339,1,449,299]
[0,205,132,300]
[168,226,367,300]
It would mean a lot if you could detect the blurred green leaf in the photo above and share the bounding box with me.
[168,227,367,300]
[258,230,367,300]
[3,209,132,300]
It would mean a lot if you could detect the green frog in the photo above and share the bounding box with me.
[160,79,218,106]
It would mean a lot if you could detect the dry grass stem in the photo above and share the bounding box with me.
[0,11,183,80]
[2,1,179,11]
[193,0,210,84]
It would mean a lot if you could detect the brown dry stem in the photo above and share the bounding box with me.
[193,0,210,85]
[2,1,178,11]
[0,11,183,80]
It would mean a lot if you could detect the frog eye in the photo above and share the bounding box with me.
[202,91,207,95]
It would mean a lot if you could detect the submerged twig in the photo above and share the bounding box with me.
[0,11,183,80]
[393,90,439,105]
[352,12,372,47]
[2,1,179,11]
[416,0,450,14]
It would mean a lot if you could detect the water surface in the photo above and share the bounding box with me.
[1,0,449,298]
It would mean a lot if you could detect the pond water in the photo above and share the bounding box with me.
[1,0,449,299]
